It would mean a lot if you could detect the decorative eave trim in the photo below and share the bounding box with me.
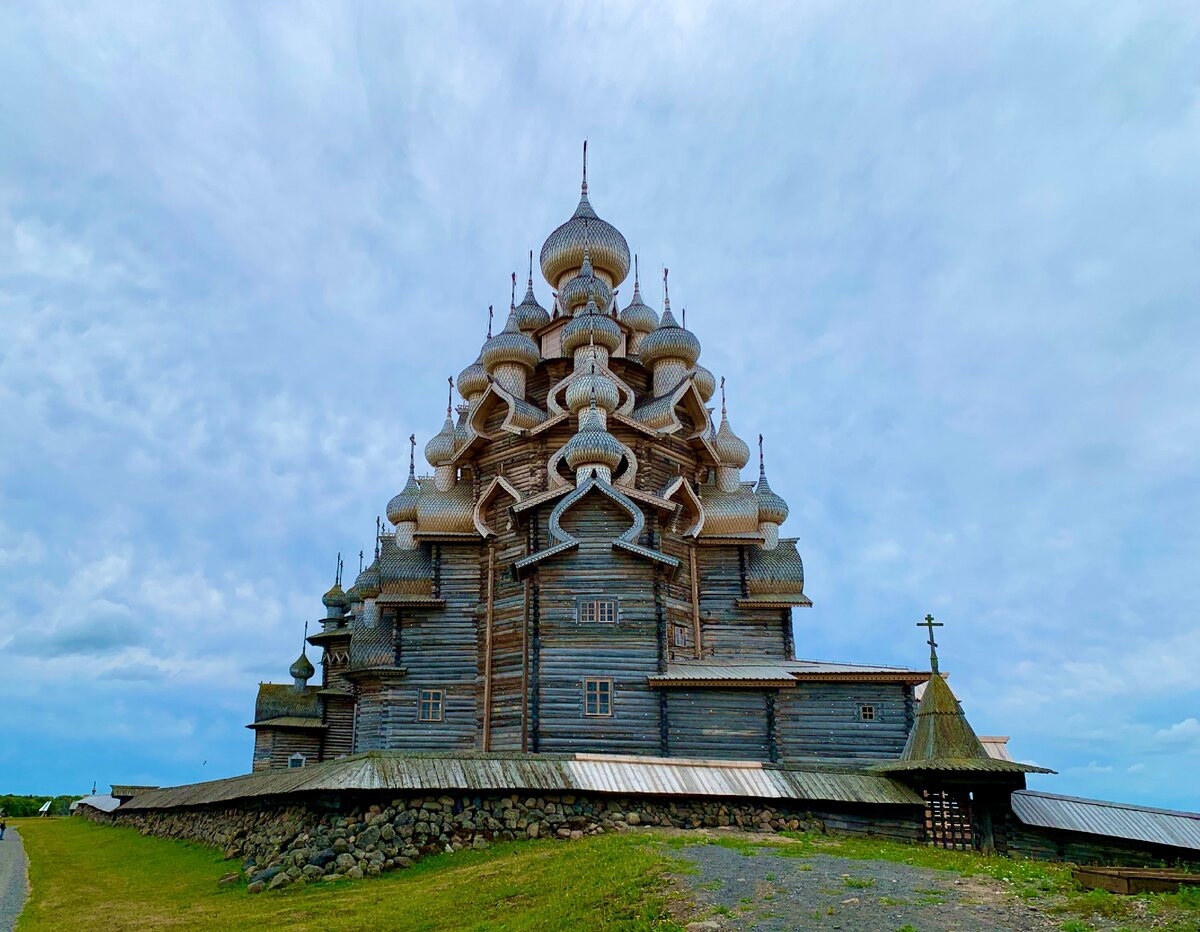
[372,594,446,607]
[696,534,766,546]
[474,476,523,538]
[307,629,352,645]
[648,676,798,689]
[412,531,481,543]
[792,672,930,684]
[736,595,813,609]
[511,485,572,516]
[245,719,328,731]
[342,665,410,682]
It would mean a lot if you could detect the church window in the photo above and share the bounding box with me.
[859,705,876,721]
[672,624,689,648]
[578,598,617,624]
[583,677,613,716]
[288,753,307,769]
[418,688,444,722]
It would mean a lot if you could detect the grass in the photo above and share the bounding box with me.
[14,818,683,931]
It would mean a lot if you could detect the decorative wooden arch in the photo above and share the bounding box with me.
[473,476,523,538]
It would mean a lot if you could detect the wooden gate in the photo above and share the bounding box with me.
[922,787,975,850]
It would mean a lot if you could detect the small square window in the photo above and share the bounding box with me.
[860,705,876,722]
[672,625,689,648]
[419,688,444,722]
[578,599,617,624]
[288,753,307,769]
[583,678,613,716]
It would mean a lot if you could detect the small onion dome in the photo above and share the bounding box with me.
[454,405,469,448]
[289,650,315,682]
[565,369,620,414]
[480,310,540,373]
[638,309,701,369]
[541,190,631,288]
[321,583,346,610]
[562,301,623,357]
[562,405,625,471]
[457,356,489,400]
[353,560,381,600]
[755,474,790,525]
[386,474,420,525]
[558,250,613,315]
[513,279,551,333]
[692,365,716,402]
[424,415,458,467]
[620,278,659,335]
[713,414,751,468]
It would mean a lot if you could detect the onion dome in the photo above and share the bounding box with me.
[353,559,381,600]
[561,299,623,356]
[289,650,315,682]
[424,414,458,467]
[712,378,750,468]
[562,403,625,471]
[540,144,630,287]
[565,368,620,414]
[692,364,716,402]
[321,582,346,610]
[620,258,659,335]
[513,253,551,332]
[755,474,789,525]
[387,474,420,525]
[558,247,613,315]
[454,404,469,448]
[457,355,489,400]
[638,308,700,369]
[480,308,540,373]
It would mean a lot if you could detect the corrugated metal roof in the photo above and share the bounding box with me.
[117,751,923,811]
[650,659,927,686]
[70,794,120,812]
[1011,790,1200,851]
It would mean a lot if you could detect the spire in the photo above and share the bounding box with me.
[634,255,640,292]
[335,552,342,586]
[758,433,765,479]
[487,304,494,339]
[720,376,727,419]
[663,267,671,315]
[919,614,944,676]
[446,376,454,418]
[511,272,517,311]
[528,249,535,286]
[375,515,382,559]
[682,306,687,329]
[581,138,588,197]
[408,434,416,478]
[359,550,364,574]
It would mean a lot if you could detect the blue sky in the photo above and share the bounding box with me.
[2,2,1198,809]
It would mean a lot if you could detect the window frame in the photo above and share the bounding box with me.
[582,677,614,717]
[288,752,307,769]
[859,704,877,722]
[576,597,618,625]
[418,688,445,723]
[672,624,690,648]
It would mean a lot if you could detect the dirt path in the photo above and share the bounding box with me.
[0,826,28,932]
[669,842,1060,932]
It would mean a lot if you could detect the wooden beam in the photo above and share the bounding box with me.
[689,542,702,659]
[482,541,495,752]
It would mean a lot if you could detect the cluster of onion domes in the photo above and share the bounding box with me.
[481,307,540,374]
[513,256,551,332]
[559,247,613,315]
[562,297,623,358]
[540,151,630,289]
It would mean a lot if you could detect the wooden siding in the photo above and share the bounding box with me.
[667,689,772,761]
[321,696,355,760]
[777,682,913,762]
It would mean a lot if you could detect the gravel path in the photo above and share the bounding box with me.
[670,841,1060,932]
[0,827,28,932]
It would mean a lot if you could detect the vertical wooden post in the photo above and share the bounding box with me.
[689,542,702,659]
[482,542,495,752]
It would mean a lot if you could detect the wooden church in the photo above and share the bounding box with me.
[247,151,1043,847]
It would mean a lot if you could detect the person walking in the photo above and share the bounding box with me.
[0,820,7,840]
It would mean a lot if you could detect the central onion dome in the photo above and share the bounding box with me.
[638,308,701,369]
[387,473,420,526]
[561,298,623,357]
[563,403,625,472]
[540,149,630,288]
[620,259,659,337]
[558,246,613,315]
[480,308,540,373]
[565,367,620,414]
[424,413,458,467]
[289,650,315,683]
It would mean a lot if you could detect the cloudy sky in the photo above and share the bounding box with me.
[2,2,1198,809]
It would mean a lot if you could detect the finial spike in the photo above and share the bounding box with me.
[918,614,945,675]
[682,306,686,328]
[720,376,727,418]
[663,267,671,312]
[511,272,517,309]
[758,433,765,477]
[358,549,364,574]
[302,620,308,651]
[487,304,494,339]
[408,434,416,477]
[447,376,454,417]
[581,139,588,194]
[634,255,639,289]
[375,515,382,559]
[528,249,534,283]
[334,551,341,585]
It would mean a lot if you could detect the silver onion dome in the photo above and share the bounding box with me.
[321,583,346,610]
[565,369,620,413]
[713,413,751,469]
[480,309,540,373]
[540,149,630,287]
[457,355,489,400]
[563,405,625,471]
[692,364,716,402]
[386,473,420,525]
[755,474,790,525]
[353,560,381,600]
[620,265,659,335]
[424,415,458,467]
[637,308,701,369]
[562,299,623,357]
[289,650,315,682]
[558,248,613,315]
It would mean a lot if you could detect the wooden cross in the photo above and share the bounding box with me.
[918,613,944,674]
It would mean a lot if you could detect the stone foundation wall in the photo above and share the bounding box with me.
[82,792,850,892]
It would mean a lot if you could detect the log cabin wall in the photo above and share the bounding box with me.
[777,682,912,762]
[666,688,772,761]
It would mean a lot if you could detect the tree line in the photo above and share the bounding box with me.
[0,794,83,817]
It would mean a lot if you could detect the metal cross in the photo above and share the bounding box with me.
[918,613,944,675]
